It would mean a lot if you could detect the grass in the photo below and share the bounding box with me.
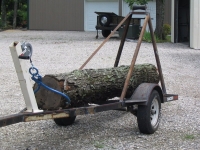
[93,140,118,149]
[94,141,105,149]
[184,134,195,140]
[142,31,171,43]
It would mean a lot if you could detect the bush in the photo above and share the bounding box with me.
[0,17,8,29]
[142,31,152,42]
[124,0,149,8]
[142,30,171,43]
[163,24,171,38]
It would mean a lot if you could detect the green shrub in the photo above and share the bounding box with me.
[142,31,171,43]
[163,24,171,38]
[124,0,149,8]
[142,31,152,42]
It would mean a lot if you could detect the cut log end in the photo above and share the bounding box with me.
[34,76,64,110]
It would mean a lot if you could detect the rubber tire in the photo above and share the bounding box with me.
[102,30,111,38]
[99,14,111,26]
[137,90,161,134]
[54,116,76,126]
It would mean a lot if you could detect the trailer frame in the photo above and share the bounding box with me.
[0,6,178,134]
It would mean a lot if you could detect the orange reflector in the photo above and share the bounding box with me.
[166,95,178,101]
[173,95,178,100]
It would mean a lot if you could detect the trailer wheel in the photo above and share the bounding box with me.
[102,30,111,37]
[54,116,76,126]
[137,90,161,134]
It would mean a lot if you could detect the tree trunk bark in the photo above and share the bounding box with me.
[34,64,159,110]
[13,0,18,29]
[155,0,165,40]
[1,0,6,28]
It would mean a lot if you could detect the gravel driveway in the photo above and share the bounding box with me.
[0,30,199,150]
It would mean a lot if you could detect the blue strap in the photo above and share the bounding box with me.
[29,67,70,104]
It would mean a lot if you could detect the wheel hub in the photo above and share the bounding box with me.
[150,97,159,126]
[101,16,108,25]
[151,110,156,115]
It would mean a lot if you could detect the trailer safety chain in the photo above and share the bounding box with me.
[29,59,71,104]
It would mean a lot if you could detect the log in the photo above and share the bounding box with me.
[34,64,159,110]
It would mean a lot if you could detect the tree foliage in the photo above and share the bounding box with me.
[124,0,149,8]
[0,0,27,28]
[13,0,18,28]
[1,0,7,28]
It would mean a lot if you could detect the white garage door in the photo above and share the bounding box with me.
[84,0,119,31]
[122,1,156,31]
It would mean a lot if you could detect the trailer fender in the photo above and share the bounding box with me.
[129,83,163,105]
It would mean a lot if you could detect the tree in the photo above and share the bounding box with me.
[0,0,2,13]
[0,0,27,29]
[154,0,165,40]
[125,0,166,40]
[13,0,18,29]
[1,0,6,28]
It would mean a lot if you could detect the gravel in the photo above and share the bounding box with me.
[0,30,200,150]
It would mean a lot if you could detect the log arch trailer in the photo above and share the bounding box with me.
[0,6,178,134]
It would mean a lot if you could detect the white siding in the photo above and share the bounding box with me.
[171,0,175,43]
[190,0,200,49]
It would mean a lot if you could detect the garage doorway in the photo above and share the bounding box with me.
[174,0,190,43]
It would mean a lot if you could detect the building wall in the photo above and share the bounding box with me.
[164,0,171,25]
[28,0,171,32]
[28,0,84,31]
